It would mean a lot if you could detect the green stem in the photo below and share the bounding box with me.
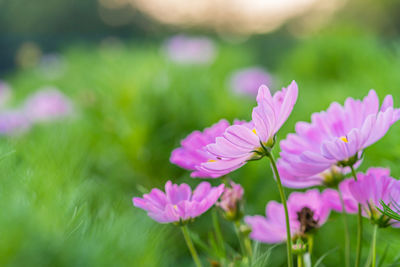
[268,154,293,267]
[244,233,253,260]
[212,209,226,258]
[355,204,363,267]
[234,221,247,258]
[350,166,358,182]
[338,188,351,267]
[371,225,378,267]
[181,225,203,267]
[307,235,314,256]
[297,254,304,267]
[350,166,363,267]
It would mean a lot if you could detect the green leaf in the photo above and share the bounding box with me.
[251,243,279,267]
[313,247,339,267]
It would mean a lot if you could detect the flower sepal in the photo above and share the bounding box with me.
[221,202,244,221]
[370,204,392,228]
[338,154,359,168]
[173,217,195,227]
[292,238,307,256]
[377,200,400,223]
[371,215,391,228]
[261,135,277,155]
[338,151,364,168]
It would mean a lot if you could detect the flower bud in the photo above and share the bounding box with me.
[217,181,244,221]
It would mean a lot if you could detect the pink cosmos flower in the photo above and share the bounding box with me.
[164,35,216,65]
[278,90,400,188]
[23,88,72,123]
[322,178,358,214]
[0,110,31,136]
[327,168,400,227]
[170,119,232,178]
[217,181,244,219]
[200,81,298,176]
[245,189,331,243]
[133,181,224,224]
[229,67,273,97]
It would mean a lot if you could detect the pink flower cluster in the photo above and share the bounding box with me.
[229,67,273,97]
[163,35,216,65]
[170,81,298,179]
[170,119,232,178]
[278,90,400,188]
[134,77,400,267]
[0,84,73,136]
[135,81,298,225]
[133,181,224,223]
[326,168,400,227]
[245,189,332,243]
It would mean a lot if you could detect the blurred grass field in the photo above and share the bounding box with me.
[2,25,400,266]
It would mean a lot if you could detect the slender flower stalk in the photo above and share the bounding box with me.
[338,189,350,267]
[297,254,304,267]
[212,209,226,258]
[244,233,253,260]
[307,235,314,256]
[355,205,363,267]
[350,166,363,267]
[237,223,253,266]
[181,225,203,267]
[371,225,378,267]
[233,221,248,264]
[268,153,293,267]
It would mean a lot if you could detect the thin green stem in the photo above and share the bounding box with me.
[234,221,247,257]
[350,166,358,182]
[338,188,351,267]
[181,225,203,267]
[350,165,363,267]
[371,225,378,267]
[307,235,314,256]
[355,204,363,267]
[268,154,293,267]
[212,209,226,258]
[244,233,253,260]
[297,254,304,267]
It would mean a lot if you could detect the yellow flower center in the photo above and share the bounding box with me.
[207,159,216,162]
[252,128,257,135]
[173,205,178,210]
[339,136,348,143]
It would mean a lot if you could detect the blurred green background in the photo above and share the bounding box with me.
[1,0,400,266]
